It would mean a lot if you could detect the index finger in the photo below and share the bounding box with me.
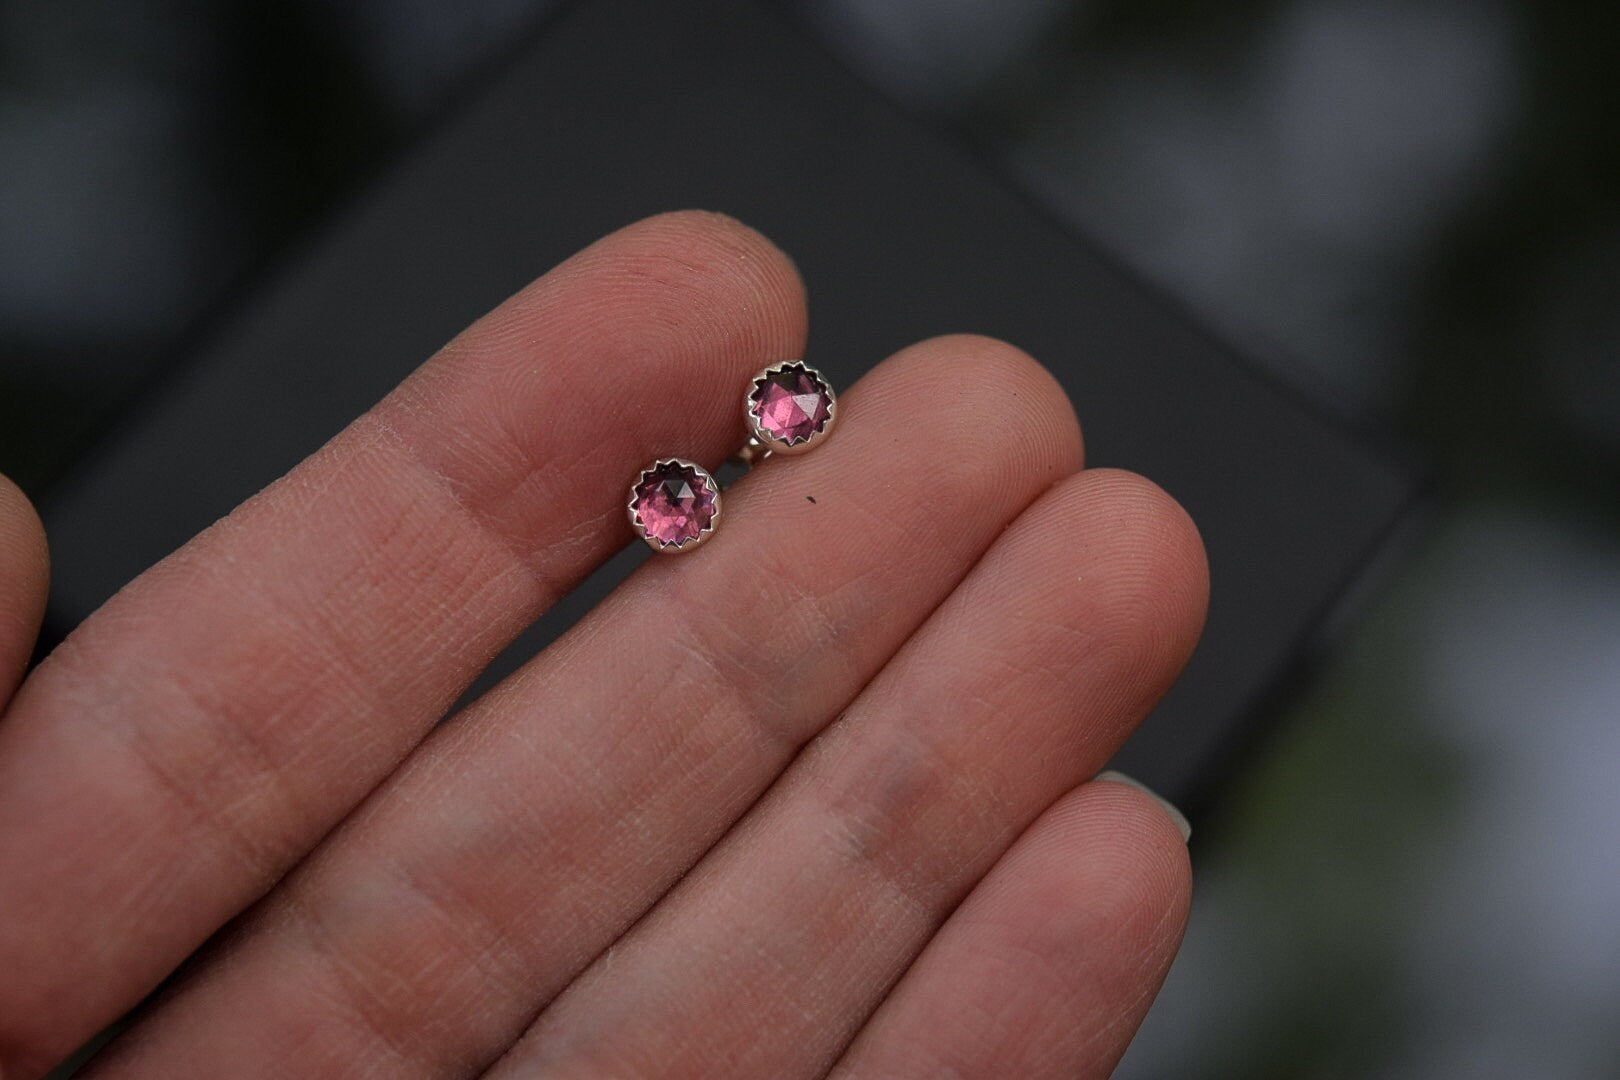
[0,211,806,1077]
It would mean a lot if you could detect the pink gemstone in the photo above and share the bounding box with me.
[750,364,832,446]
[631,461,718,547]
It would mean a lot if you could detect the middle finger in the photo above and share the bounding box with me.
[93,335,1083,1078]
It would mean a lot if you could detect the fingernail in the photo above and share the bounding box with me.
[1094,770,1192,843]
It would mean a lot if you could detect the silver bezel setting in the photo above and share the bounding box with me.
[744,360,838,457]
[626,458,722,554]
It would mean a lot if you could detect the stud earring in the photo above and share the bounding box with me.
[743,360,838,458]
[626,458,721,554]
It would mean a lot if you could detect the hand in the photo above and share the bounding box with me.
[0,213,1207,1079]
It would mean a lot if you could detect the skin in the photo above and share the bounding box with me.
[0,212,1207,1080]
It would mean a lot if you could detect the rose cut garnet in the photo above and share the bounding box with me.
[749,363,833,447]
[630,461,718,549]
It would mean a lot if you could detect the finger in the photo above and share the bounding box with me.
[830,776,1192,1080]
[0,473,49,706]
[495,469,1208,1079]
[0,211,807,1077]
[86,338,1084,1079]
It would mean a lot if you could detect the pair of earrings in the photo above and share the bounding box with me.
[627,361,838,553]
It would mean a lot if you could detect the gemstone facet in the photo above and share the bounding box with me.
[628,460,720,552]
[748,362,835,451]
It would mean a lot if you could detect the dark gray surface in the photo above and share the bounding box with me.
[38,0,1416,807]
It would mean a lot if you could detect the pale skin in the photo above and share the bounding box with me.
[0,213,1208,1079]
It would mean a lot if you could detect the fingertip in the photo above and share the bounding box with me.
[1095,769,1192,843]
[1101,468,1210,624]
[831,776,1193,1079]
[0,472,46,566]
[1023,778,1194,972]
[890,333,1086,483]
[436,209,811,479]
[1036,468,1210,695]
[0,471,49,704]
[597,209,811,364]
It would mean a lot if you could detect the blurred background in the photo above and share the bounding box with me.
[3,1,1617,1076]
